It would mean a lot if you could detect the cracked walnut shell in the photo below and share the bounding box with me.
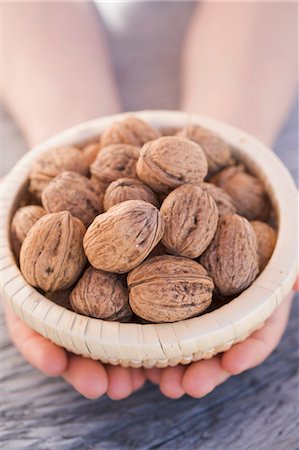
[136,136,208,193]
[200,214,259,297]
[160,184,218,258]
[29,146,88,199]
[70,267,132,321]
[83,200,164,273]
[128,255,214,323]
[101,116,161,147]
[103,177,159,211]
[211,165,270,221]
[41,171,102,227]
[20,211,86,292]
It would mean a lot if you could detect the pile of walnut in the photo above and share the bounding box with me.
[11,117,277,324]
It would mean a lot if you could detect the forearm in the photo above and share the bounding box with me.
[2,3,121,147]
[181,3,298,147]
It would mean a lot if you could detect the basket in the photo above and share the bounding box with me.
[1,110,298,368]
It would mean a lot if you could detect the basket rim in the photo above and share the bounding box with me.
[1,110,298,364]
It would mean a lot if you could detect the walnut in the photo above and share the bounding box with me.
[11,205,46,256]
[200,214,259,297]
[82,142,101,166]
[136,136,208,193]
[103,177,159,211]
[160,185,218,258]
[70,267,132,321]
[177,125,234,175]
[160,127,181,136]
[201,182,236,216]
[211,165,271,221]
[251,221,277,271]
[84,200,164,273]
[20,211,86,292]
[127,255,214,323]
[101,116,161,147]
[41,171,102,227]
[29,146,88,199]
[90,144,140,185]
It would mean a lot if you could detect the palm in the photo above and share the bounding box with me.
[4,304,145,399]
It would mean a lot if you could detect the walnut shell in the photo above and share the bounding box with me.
[200,214,259,297]
[29,146,88,199]
[101,116,160,147]
[103,177,159,211]
[90,144,140,185]
[82,142,101,166]
[136,136,208,193]
[70,267,132,321]
[177,125,234,175]
[128,255,214,323]
[11,205,46,256]
[41,171,102,227]
[160,184,218,258]
[84,200,164,273]
[201,182,236,216]
[211,165,270,221]
[20,211,86,292]
[251,221,277,271]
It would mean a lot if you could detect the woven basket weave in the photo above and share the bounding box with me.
[1,111,298,368]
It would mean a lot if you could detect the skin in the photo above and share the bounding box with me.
[2,2,298,399]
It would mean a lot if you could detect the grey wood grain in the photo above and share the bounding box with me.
[1,3,298,450]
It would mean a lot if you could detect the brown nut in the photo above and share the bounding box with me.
[41,171,102,227]
[200,214,259,297]
[160,185,218,258]
[11,205,46,256]
[90,144,140,185]
[201,182,236,216]
[20,211,86,292]
[177,125,234,176]
[251,221,277,271]
[127,255,214,323]
[103,177,159,211]
[211,165,270,221]
[70,267,132,321]
[82,142,101,166]
[101,116,160,147]
[84,200,164,273]
[136,136,208,193]
[29,146,88,199]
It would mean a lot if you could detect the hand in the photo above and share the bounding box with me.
[146,285,297,399]
[4,303,145,400]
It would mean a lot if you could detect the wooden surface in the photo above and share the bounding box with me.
[1,3,298,449]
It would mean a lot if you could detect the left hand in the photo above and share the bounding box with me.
[146,286,297,399]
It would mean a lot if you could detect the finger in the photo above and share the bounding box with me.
[182,356,230,398]
[4,304,67,376]
[106,365,134,400]
[159,365,186,399]
[131,368,146,391]
[62,354,108,399]
[293,275,299,291]
[221,292,294,375]
[145,367,162,385]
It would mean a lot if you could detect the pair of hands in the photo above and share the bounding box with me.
[4,285,297,400]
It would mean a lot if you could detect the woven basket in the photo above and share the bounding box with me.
[1,111,298,368]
